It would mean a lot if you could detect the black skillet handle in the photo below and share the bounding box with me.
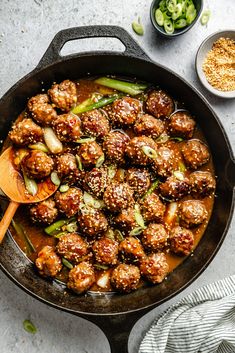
[225,157,235,189]
[37,25,151,69]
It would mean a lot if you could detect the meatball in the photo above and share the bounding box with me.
[140,253,169,284]
[114,207,138,232]
[109,97,142,126]
[126,136,158,166]
[9,118,43,146]
[81,109,110,139]
[146,90,174,119]
[78,141,104,169]
[29,198,58,224]
[21,150,54,179]
[180,200,208,228]
[67,261,95,294]
[56,153,82,184]
[48,79,77,112]
[189,171,216,197]
[77,208,108,237]
[56,233,89,263]
[84,167,109,198]
[159,174,190,201]
[134,114,165,138]
[169,226,194,256]
[119,236,145,263]
[54,187,83,217]
[140,193,166,223]
[152,146,179,177]
[27,94,57,125]
[35,245,62,277]
[125,168,151,199]
[53,113,81,142]
[181,139,210,170]
[142,223,168,252]
[103,131,129,165]
[168,111,196,139]
[111,264,140,293]
[92,237,119,265]
[103,182,134,212]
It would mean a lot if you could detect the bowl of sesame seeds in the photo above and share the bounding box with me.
[196,30,235,98]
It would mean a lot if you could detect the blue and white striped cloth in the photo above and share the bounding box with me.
[139,276,235,353]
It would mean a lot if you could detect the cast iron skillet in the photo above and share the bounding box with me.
[0,26,235,353]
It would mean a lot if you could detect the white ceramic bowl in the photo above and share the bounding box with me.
[196,30,235,99]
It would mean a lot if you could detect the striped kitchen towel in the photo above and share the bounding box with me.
[139,275,235,353]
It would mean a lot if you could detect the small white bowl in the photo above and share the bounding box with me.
[196,30,235,99]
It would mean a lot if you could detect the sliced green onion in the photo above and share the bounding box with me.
[142,179,160,200]
[186,3,197,24]
[22,169,38,196]
[76,137,96,144]
[155,9,164,26]
[132,17,144,36]
[155,133,169,144]
[43,127,63,154]
[130,226,145,236]
[173,170,185,180]
[94,77,148,96]
[94,263,109,270]
[54,231,68,238]
[44,218,76,235]
[178,161,187,172]
[142,145,158,159]
[59,184,69,193]
[174,18,187,29]
[96,154,105,168]
[107,164,117,179]
[170,136,184,142]
[167,0,177,13]
[159,0,167,12]
[50,171,60,186]
[72,93,102,114]
[114,229,124,242]
[76,154,83,171]
[62,258,73,270]
[105,229,115,240]
[65,221,78,233]
[172,3,183,20]
[83,191,95,207]
[12,219,36,254]
[72,94,123,114]
[28,142,49,153]
[23,320,37,334]
[200,10,211,25]
[164,18,174,34]
[134,204,145,228]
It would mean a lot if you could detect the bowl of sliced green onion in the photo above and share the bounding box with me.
[150,0,203,37]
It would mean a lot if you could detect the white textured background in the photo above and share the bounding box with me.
[0,1,235,352]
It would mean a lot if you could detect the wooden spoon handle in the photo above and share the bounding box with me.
[0,201,19,243]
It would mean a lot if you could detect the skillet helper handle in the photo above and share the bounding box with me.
[37,25,150,69]
[0,201,19,243]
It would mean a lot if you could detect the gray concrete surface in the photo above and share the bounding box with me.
[0,1,234,352]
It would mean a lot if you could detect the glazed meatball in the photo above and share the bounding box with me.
[169,226,194,256]
[67,261,95,294]
[27,94,57,125]
[109,96,142,126]
[134,114,165,138]
[126,136,158,166]
[84,167,109,198]
[77,208,108,237]
[159,174,190,201]
[9,118,43,146]
[92,237,119,265]
[21,150,54,179]
[53,113,81,142]
[114,207,138,232]
[54,187,83,217]
[180,200,208,228]
[146,90,174,119]
[142,223,168,252]
[181,139,210,170]
[125,168,151,199]
[119,236,145,263]
[111,264,140,293]
[56,153,82,184]
[189,171,216,197]
[81,109,110,139]
[140,193,166,223]
[103,182,134,212]
[35,245,62,277]
[140,253,169,284]
[168,111,196,139]
[29,198,58,224]
[78,141,104,169]
[152,145,179,177]
[48,79,77,112]
[103,131,129,165]
[56,233,89,263]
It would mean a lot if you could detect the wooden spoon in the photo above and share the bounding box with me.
[0,146,58,243]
